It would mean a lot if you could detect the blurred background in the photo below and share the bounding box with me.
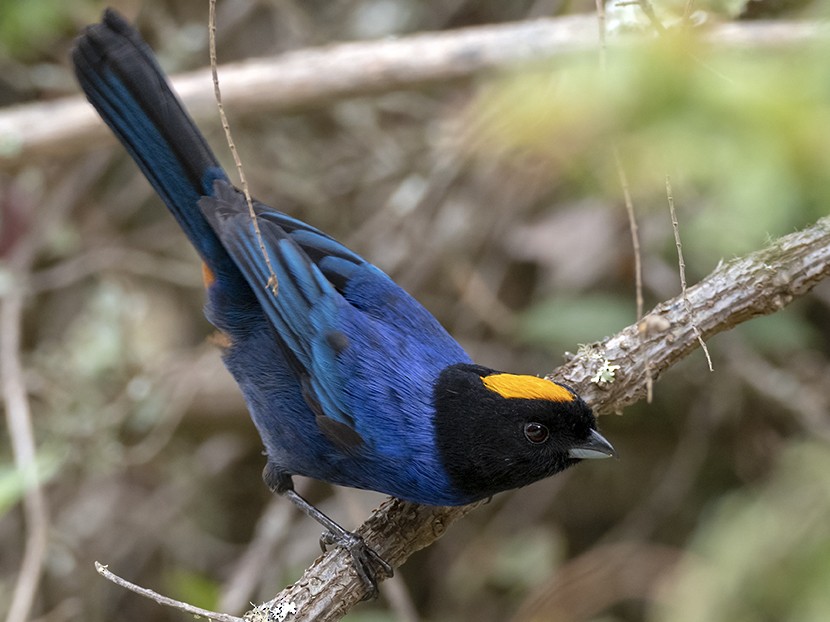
[2,0,830,620]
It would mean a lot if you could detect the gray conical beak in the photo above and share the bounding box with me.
[568,429,617,460]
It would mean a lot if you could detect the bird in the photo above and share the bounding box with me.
[72,9,616,596]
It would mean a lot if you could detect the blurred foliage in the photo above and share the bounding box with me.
[1,1,830,621]
[652,442,830,622]
[738,307,819,354]
[0,454,60,515]
[519,293,635,347]
[464,33,830,274]
[0,0,82,60]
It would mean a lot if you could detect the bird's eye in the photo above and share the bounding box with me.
[524,422,549,444]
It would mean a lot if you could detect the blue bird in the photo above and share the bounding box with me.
[72,9,615,595]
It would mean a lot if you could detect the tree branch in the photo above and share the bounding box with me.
[94,563,244,622]
[247,216,830,620]
[557,216,830,414]
[0,16,822,168]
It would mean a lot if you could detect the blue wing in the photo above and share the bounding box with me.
[200,180,471,450]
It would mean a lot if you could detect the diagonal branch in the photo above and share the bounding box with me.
[557,215,830,414]
[0,16,823,168]
[255,215,830,621]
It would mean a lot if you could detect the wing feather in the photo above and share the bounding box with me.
[199,179,471,450]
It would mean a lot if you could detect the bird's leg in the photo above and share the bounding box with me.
[263,464,393,599]
[283,488,393,597]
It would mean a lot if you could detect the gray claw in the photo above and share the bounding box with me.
[320,529,393,599]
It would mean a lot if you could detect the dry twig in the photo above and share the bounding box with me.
[208,0,278,295]
[666,175,713,372]
[95,562,244,622]
[595,1,647,396]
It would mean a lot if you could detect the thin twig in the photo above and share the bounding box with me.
[597,0,649,398]
[615,148,651,400]
[666,175,713,371]
[595,0,644,317]
[208,0,278,295]
[614,150,643,322]
[95,562,245,622]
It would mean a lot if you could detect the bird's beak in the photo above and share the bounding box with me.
[568,429,617,460]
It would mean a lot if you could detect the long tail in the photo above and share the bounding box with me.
[72,9,235,279]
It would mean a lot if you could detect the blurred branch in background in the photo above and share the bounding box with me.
[2,152,113,622]
[0,16,824,168]
[1,204,47,622]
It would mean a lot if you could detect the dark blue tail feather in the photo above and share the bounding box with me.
[72,9,235,280]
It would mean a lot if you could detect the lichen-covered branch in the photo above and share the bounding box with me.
[248,217,830,620]
[557,215,830,414]
[252,499,482,621]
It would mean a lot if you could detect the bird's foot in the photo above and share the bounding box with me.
[270,475,393,599]
[319,526,393,600]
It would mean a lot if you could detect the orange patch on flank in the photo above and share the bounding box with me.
[208,330,232,350]
[482,373,575,402]
[202,262,215,288]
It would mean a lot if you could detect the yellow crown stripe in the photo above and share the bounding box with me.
[481,373,575,402]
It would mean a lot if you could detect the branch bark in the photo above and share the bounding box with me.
[0,16,823,168]
[249,216,830,620]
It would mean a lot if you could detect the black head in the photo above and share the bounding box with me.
[433,363,615,503]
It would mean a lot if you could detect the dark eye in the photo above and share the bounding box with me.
[524,422,549,444]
